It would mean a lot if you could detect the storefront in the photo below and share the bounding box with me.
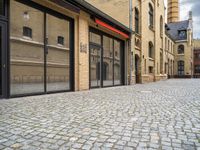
[0,0,132,98]
[89,28,125,88]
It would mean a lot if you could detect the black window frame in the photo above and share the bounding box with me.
[23,26,32,38]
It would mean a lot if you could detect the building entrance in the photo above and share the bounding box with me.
[89,28,124,88]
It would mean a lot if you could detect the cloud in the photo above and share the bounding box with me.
[180,0,200,39]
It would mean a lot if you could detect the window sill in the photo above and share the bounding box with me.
[22,36,32,40]
[135,32,141,37]
[148,57,154,61]
[177,54,184,56]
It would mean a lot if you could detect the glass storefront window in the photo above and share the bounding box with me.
[114,40,121,85]
[89,30,123,88]
[103,36,113,86]
[46,14,70,92]
[10,0,72,96]
[10,0,45,95]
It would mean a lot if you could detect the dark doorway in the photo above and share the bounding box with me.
[0,22,6,98]
[135,54,140,83]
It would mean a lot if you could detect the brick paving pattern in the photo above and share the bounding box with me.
[0,79,200,150]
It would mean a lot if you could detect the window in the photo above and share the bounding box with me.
[149,3,153,28]
[149,66,153,74]
[23,26,32,38]
[195,65,200,73]
[178,61,184,75]
[135,8,139,34]
[178,45,184,54]
[148,42,154,58]
[178,30,187,40]
[57,36,64,45]
[160,16,163,37]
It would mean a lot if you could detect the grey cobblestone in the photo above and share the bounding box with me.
[0,79,200,149]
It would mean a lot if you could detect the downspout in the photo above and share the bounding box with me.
[129,0,133,84]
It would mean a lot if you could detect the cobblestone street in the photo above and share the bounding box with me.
[0,79,200,150]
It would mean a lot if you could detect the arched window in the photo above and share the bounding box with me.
[148,42,154,58]
[178,45,184,54]
[135,8,139,33]
[178,61,184,75]
[149,3,153,27]
[160,16,163,37]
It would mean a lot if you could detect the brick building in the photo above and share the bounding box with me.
[0,0,133,98]
[0,0,195,98]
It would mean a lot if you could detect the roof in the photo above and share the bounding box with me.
[166,20,189,41]
[66,0,133,35]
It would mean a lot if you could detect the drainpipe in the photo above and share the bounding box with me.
[129,0,133,85]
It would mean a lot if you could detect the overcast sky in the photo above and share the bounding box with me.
[164,0,200,39]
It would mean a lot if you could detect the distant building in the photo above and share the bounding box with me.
[166,16,193,78]
[193,39,200,77]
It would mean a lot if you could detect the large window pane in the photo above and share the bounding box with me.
[103,36,113,86]
[46,14,70,91]
[114,40,121,85]
[10,0,44,95]
[90,46,101,87]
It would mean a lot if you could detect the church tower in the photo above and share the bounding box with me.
[167,0,179,23]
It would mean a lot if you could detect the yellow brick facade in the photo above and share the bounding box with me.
[86,0,194,82]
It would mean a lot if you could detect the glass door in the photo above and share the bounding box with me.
[90,45,101,88]
[46,13,71,92]
[0,22,6,98]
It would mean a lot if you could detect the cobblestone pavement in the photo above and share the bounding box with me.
[0,79,200,150]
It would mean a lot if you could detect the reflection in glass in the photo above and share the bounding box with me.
[10,0,44,95]
[103,36,113,86]
[90,32,101,45]
[114,40,121,85]
[46,14,70,92]
[90,47,101,87]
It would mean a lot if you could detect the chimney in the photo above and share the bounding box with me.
[189,11,192,20]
